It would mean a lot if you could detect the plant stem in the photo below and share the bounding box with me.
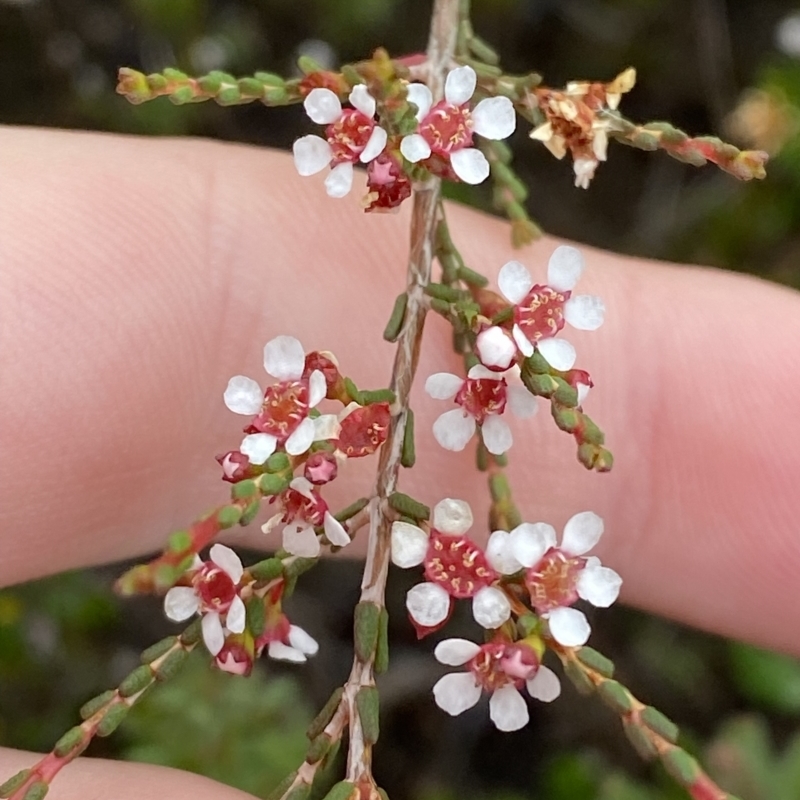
[342,0,461,790]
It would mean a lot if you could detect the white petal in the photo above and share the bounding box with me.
[498,260,534,305]
[201,612,225,656]
[308,369,327,407]
[509,522,556,568]
[507,385,538,419]
[472,96,516,140]
[210,543,244,583]
[224,375,263,415]
[467,364,499,381]
[445,65,476,106]
[164,587,199,622]
[303,87,342,124]
[433,498,473,536]
[285,417,316,455]
[472,586,511,629]
[450,148,490,184]
[288,624,319,656]
[406,582,451,627]
[577,563,622,607]
[293,135,333,176]
[325,162,354,198]
[577,382,591,405]
[391,521,429,568]
[481,415,512,455]
[406,82,432,119]
[263,335,305,380]
[486,530,524,575]
[240,432,277,465]
[434,638,482,666]
[561,511,604,555]
[289,476,315,498]
[432,408,476,451]
[489,685,529,732]
[432,672,482,716]
[547,245,585,292]
[425,372,464,400]
[348,84,375,117]
[283,522,320,558]
[324,511,351,547]
[225,595,246,634]
[512,324,534,358]
[537,338,576,372]
[268,641,307,663]
[564,295,605,331]
[400,133,431,163]
[360,126,387,163]
[476,326,516,370]
[526,665,561,702]
[313,414,341,441]
[547,606,590,647]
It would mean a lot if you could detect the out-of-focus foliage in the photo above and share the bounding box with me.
[122,658,310,798]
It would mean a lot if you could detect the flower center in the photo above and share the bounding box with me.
[514,284,569,342]
[456,377,507,424]
[424,532,497,599]
[326,109,375,163]
[469,642,539,691]
[195,566,237,612]
[420,102,474,155]
[281,487,327,526]
[249,379,309,440]
[524,549,586,614]
[336,403,391,457]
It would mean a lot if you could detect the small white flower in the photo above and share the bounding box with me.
[426,366,538,455]
[492,247,604,372]
[163,544,246,657]
[223,335,328,461]
[293,85,388,198]
[400,65,516,184]
[431,638,561,731]
[504,512,622,647]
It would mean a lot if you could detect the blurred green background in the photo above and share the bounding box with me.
[2,0,800,798]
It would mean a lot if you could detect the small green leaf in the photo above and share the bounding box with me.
[354,602,380,663]
[356,686,380,745]
[54,726,86,757]
[118,665,154,698]
[96,703,129,737]
[0,769,31,798]
[140,636,178,664]
[307,688,344,740]
[383,293,408,342]
[79,690,115,720]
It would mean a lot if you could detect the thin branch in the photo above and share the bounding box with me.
[341,0,461,790]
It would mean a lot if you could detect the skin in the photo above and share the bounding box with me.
[1,126,800,797]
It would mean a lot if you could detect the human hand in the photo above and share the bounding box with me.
[2,125,799,796]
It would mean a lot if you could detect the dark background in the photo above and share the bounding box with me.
[2,1,800,798]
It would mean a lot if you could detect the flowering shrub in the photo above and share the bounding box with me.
[0,2,771,800]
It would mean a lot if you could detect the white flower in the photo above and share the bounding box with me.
[293,85,388,198]
[488,246,604,372]
[504,512,622,646]
[223,335,328,461]
[400,65,516,184]
[163,544,246,657]
[267,624,320,663]
[425,365,538,455]
[431,638,561,731]
[392,499,508,631]
[264,477,350,557]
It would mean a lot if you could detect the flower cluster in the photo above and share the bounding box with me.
[392,499,621,731]
[163,544,320,671]
[219,334,391,557]
[293,65,516,208]
[530,68,636,188]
